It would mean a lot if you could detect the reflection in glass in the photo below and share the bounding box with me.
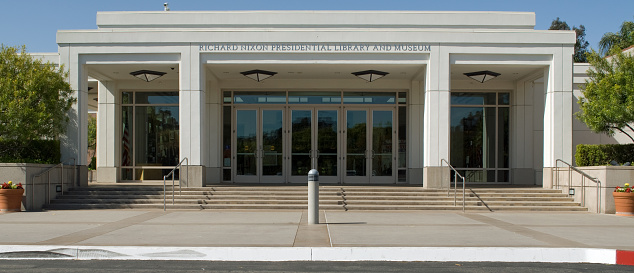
[372,111,393,176]
[289,92,341,104]
[262,110,283,176]
[398,107,407,169]
[135,92,179,104]
[498,108,510,168]
[291,110,312,176]
[344,92,396,104]
[451,92,496,105]
[223,106,231,167]
[121,106,133,166]
[317,110,338,176]
[134,106,179,167]
[346,111,367,176]
[236,110,257,176]
[234,92,286,104]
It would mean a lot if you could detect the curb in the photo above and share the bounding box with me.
[0,246,630,264]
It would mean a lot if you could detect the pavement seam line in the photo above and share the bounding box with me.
[460,213,591,248]
[33,211,171,245]
[324,210,333,247]
[291,211,306,247]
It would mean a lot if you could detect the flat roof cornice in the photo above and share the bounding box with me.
[95,10,536,30]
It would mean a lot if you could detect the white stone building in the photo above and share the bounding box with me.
[39,10,613,187]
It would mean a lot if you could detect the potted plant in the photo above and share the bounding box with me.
[0,181,24,213]
[613,183,634,216]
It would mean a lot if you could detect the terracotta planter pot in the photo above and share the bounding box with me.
[0,188,24,213]
[613,192,634,216]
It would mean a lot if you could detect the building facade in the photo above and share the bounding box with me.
[52,10,586,187]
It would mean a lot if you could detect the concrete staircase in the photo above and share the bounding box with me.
[44,185,588,212]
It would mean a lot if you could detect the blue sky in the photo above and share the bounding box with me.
[1,0,632,53]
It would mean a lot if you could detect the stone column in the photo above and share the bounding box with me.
[423,47,451,189]
[59,46,88,186]
[96,81,120,182]
[543,48,574,188]
[179,46,208,187]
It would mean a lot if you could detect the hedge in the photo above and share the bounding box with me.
[575,144,634,166]
[0,140,60,164]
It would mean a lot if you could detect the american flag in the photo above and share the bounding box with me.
[122,124,131,166]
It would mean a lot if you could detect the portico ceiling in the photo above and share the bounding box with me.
[85,62,547,83]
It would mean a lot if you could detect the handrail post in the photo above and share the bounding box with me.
[163,175,167,211]
[172,175,175,205]
[462,176,466,212]
[61,163,64,196]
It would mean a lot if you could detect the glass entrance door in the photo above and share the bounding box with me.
[234,108,284,183]
[288,108,340,183]
[345,108,396,183]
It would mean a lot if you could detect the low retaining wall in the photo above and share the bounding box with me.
[0,163,87,211]
[548,166,634,214]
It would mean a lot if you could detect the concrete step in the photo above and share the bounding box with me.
[45,185,588,212]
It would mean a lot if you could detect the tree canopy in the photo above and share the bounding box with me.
[0,45,75,144]
[549,17,590,63]
[577,48,634,142]
[598,20,634,56]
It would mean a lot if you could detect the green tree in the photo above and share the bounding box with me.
[549,17,590,63]
[598,20,634,56]
[0,45,75,147]
[576,48,634,142]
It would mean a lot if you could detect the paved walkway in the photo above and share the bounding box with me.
[0,210,633,264]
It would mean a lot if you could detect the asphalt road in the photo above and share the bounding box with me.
[0,260,632,273]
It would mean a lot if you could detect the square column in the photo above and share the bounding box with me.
[179,47,208,186]
[59,46,88,185]
[423,48,451,188]
[96,81,120,182]
[543,48,574,187]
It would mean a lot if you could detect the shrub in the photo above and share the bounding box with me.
[0,139,60,164]
[575,144,634,166]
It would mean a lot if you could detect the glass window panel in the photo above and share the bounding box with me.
[317,110,338,176]
[498,93,510,105]
[498,108,510,168]
[289,91,341,104]
[372,111,393,177]
[223,169,231,181]
[497,170,510,183]
[234,92,286,104]
[121,106,133,166]
[122,92,132,104]
[346,110,367,176]
[121,168,133,180]
[450,107,484,168]
[223,106,232,167]
[291,110,312,176]
[398,169,407,182]
[236,110,257,176]
[134,106,180,167]
[223,91,232,104]
[344,92,396,104]
[398,106,407,169]
[451,92,496,105]
[262,110,283,176]
[484,107,496,169]
[135,92,179,104]
[398,92,407,104]
[486,170,496,182]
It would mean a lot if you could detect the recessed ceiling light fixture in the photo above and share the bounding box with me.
[240,69,277,82]
[130,70,166,82]
[352,70,389,82]
[463,70,500,83]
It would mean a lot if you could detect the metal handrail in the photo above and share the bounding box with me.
[441,159,466,212]
[553,159,601,213]
[30,158,76,210]
[163,157,188,211]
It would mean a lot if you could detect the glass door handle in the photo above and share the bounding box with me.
[316,150,320,158]
[371,150,375,159]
